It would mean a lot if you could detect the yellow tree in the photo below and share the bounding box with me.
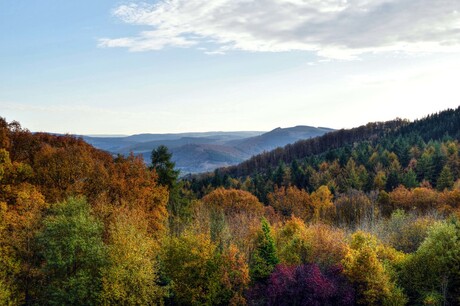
[342,231,407,306]
[310,185,334,222]
[1,148,47,304]
[218,244,250,305]
[162,231,221,305]
[0,201,20,305]
[101,207,164,305]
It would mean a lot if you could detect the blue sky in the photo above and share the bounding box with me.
[1,0,460,135]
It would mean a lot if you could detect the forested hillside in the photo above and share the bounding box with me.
[189,107,460,202]
[1,107,460,305]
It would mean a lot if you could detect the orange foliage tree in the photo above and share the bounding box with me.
[267,185,313,221]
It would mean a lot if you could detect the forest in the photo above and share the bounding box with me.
[1,107,460,305]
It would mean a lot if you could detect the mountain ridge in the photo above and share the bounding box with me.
[81,126,334,173]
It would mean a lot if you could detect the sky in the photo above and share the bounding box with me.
[1,0,460,135]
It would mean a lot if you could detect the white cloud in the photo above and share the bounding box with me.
[99,0,460,58]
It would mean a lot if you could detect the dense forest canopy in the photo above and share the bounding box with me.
[1,107,460,305]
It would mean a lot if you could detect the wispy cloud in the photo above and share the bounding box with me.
[99,0,460,59]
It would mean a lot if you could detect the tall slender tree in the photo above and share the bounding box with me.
[150,145,179,189]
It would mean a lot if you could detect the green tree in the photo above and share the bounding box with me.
[250,218,279,282]
[150,145,179,189]
[150,145,189,236]
[162,231,221,305]
[437,165,454,191]
[401,169,418,189]
[400,219,460,304]
[37,197,106,306]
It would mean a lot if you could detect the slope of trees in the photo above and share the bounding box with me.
[188,106,460,203]
[1,107,460,305]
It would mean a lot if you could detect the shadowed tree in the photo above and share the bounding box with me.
[150,145,179,189]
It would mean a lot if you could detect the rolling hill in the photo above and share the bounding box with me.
[82,126,334,173]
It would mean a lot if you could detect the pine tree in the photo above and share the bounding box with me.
[250,218,279,283]
[436,165,454,191]
[150,145,179,189]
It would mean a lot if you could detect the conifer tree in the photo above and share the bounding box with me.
[437,165,454,191]
[150,145,179,189]
[250,218,279,282]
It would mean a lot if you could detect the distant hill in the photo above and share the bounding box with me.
[231,126,334,155]
[82,126,334,174]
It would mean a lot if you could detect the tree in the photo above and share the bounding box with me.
[162,231,221,305]
[150,145,179,189]
[267,186,312,221]
[400,219,460,304]
[202,188,264,217]
[310,185,334,222]
[101,207,164,305]
[401,169,418,189]
[218,244,250,305]
[276,217,311,265]
[263,263,355,306]
[437,165,454,191]
[250,218,279,283]
[342,232,406,306]
[37,197,106,306]
[0,201,20,305]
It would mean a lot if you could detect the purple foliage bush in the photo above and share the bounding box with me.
[248,263,354,306]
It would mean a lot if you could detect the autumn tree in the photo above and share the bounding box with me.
[342,231,407,305]
[218,244,250,305]
[310,185,334,222]
[0,201,20,305]
[162,231,221,305]
[0,148,48,304]
[202,188,264,217]
[101,207,164,305]
[267,186,312,221]
[263,264,355,306]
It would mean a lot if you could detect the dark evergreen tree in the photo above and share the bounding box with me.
[437,165,454,191]
[150,145,179,189]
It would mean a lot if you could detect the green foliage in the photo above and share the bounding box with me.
[162,231,222,305]
[437,165,454,191]
[150,145,179,189]
[250,218,279,282]
[276,217,311,265]
[399,219,460,304]
[37,197,106,306]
